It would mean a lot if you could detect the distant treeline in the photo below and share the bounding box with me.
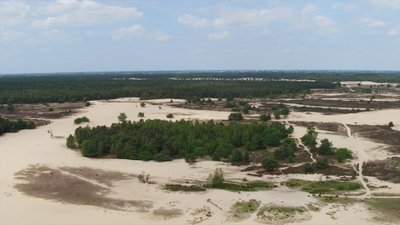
[68,120,293,163]
[0,116,36,135]
[0,73,339,104]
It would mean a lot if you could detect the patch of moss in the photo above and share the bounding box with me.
[204,180,276,192]
[164,184,206,192]
[229,199,261,220]
[365,198,400,223]
[283,179,362,194]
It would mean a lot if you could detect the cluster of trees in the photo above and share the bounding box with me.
[0,116,36,135]
[0,74,336,104]
[301,126,353,171]
[67,119,293,163]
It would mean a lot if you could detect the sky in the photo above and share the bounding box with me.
[0,0,399,74]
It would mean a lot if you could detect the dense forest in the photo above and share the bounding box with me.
[0,116,36,135]
[0,72,342,104]
[67,119,293,163]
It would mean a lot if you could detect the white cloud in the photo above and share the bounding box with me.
[301,4,318,17]
[208,31,231,40]
[152,32,172,41]
[332,3,358,12]
[370,0,400,10]
[0,1,34,27]
[212,7,292,27]
[32,0,143,29]
[40,29,78,43]
[388,26,400,35]
[112,25,145,40]
[313,15,340,34]
[358,17,385,28]
[178,14,210,28]
[0,30,27,42]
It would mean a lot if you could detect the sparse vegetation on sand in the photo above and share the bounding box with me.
[256,205,311,224]
[365,198,400,223]
[283,179,362,194]
[204,169,275,192]
[229,199,260,221]
[164,184,206,192]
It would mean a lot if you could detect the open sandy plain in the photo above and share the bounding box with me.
[1,98,399,225]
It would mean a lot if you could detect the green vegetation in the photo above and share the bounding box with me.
[66,134,76,149]
[164,184,206,192]
[138,112,144,117]
[229,199,260,220]
[284,179,362,194]
[261,157,279,172]
[335,148,353,163]
[228,113,243,121]
[0,73,339,104]
[73,116,90,125]
[259,113,271,122]
[388,121,394,128]
[0,116,36,135]
[365,198,400,223]
[70,119,292,162]
[140,102,146,107]
[117,113,127,123]
[301,126,318,150]
[166,113,174,119]
[205,168,275,191]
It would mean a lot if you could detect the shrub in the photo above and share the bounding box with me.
[138,172,150,183]
[335,148,353,163]
[166,113,174,118]
[74,116,90,125]
[261,157,279,172]
[228,113,243,121]
[140,102,146,107]
[304,163,314,173]
[118,113,127,123]
[138,112,145,117]
[209,168,224,188]
[315,159,329,169]
[260,113,271,122]
[319,139,334,155]
[388,121,394,128]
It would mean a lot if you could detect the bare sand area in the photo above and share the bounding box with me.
[1,98,399,225]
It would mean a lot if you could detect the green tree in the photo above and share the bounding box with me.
[335,148,353,163]
[260,113,271,122]
[261,157,279,172]
[118,112,127,123]
[319,139,333,155]
[301,126,318,150]
[81,140,101,157]
[66,134,76,149]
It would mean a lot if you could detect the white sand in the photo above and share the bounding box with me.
[0,98,398,225]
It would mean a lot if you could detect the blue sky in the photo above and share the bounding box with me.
[0,0,399,74]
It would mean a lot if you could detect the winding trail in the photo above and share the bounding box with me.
[341,123,371,197]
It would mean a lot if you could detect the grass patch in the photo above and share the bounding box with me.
[365,198,400,223]
[306,203,320,211]
[283,179,362,194]
[229,199,261,221]
[204,180,276,192]
[318,196,361,205]
[164,184,206,192]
